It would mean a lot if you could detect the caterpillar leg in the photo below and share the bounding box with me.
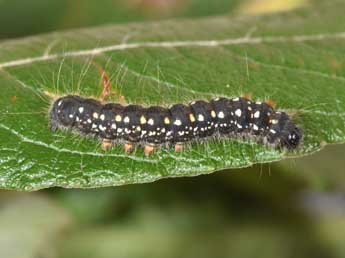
[174,143,183,152]
[101,138,113,151]
[144,144,155,156]
[124,142,135,154]
[96,63,125,104]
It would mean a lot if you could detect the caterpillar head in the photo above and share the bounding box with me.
[281,123,303,150]
[49,95,81,130]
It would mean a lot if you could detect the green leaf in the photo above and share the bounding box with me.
[0,0,344,190]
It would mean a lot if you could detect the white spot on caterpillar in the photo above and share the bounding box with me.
[78,107,84,113]
[148,118,154,126]
[270,119,279,124]
[69,114,74,118]
[235,109,242,117]
[197,114,204,122]
[58,100,63,106]
[174,119,182,126]
[237,124,243,129]
[124,116,130,123]
[100,114,105,121]
[93,112,99,119]
[211,110,216,118]
[111,123,116,129]
[253,124,259,131]
[233,97,239,101]
[87,119,92,124]
[270,129,277,134]
[254,111,260,118]
[99,125,106,131]
[218,111,225,119]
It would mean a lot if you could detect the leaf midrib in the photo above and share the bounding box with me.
[1,31,345,69]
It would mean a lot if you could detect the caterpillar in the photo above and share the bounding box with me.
[49,95,302,156]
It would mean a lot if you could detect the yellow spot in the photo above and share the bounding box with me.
[115,115,122,122]
[93,112,99,119]
[189,114,196,122]
[239,0,308,15]
[270,119,279,124]
[211,110,216,118]
[140,115,147,124]
[164,117,170,124]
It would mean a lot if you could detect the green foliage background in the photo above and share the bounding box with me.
[0,0,345,257]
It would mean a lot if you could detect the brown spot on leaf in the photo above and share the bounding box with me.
[329,59,341,73]
[10,96,17,102]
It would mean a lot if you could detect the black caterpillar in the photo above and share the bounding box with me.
[49,95,302,154]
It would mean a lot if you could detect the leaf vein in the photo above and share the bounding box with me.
[1,31,345,69]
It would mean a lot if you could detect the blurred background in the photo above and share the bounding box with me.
[1,0,345,257]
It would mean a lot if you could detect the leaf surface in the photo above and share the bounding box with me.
[0,0,344,190]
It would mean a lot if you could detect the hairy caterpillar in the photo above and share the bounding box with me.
[49,95,302,156]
